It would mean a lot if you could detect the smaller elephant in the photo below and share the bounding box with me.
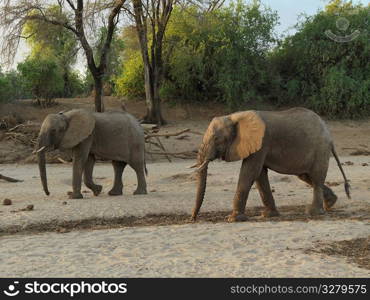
[191,107,350,222]
[35,109,147,198]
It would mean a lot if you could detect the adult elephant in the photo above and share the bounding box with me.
[35,109,147,199]
[191,107,350,222]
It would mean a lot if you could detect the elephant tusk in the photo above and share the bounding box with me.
[33,146,46,154]
[196,160,209,172]
[188,163,199,169]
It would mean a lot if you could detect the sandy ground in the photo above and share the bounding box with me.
[0,97,369,277]
[0,221,369,277]
[0,156,369,277]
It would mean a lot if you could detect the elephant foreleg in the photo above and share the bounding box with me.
[108,161,127,196]
[69,137,92,199]
[228,154,264,222]
[83,154,102,196]
[255,168,279,217]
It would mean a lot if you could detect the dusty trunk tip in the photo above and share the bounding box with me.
[37,151,50,196]
[191,163,208,222]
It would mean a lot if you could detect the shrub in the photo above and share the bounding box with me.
[162,2,278,108]
[0,69,29,103]
[17,57,64,106]
[115,1,278,109]
[114,52,145,98]
[270,0,370,118]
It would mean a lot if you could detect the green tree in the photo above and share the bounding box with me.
[85,26,125,95]
[115,51,145,98]
[1,0,128,112]
[167,0,278,108]
[271,0,370,118]
[128,0,224,124]
[0,68,28,103]
[115,1,278,109]
[0,68,14,103]
[22,5,84,98]
[17,57,64,106]
[113,25,144,98]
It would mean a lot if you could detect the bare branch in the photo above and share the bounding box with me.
[0,174,23,183]
[145,128,191,139]
[0,0,127,112]
[66,0,76,11]
[99,0,127,73]
[26,15,78,35]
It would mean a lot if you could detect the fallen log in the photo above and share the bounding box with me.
[145,128,191,140]
[175,135,190,140]
[57,157,70,164]
[146,150,197,158]
[7,124,25,132]
[141,124,159,131]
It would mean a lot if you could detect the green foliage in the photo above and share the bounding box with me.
[0,68,28,103]
[210,1,278,107]
[105,0,370,118]
[23,5,82,97]
[115,1,278,109]
[271,0,370,118]
[0,69,15,103]
[94,27,125,80]
[17,57,64,103]
[114,52,145,98]
[112,25,145,98]
[67,71,86,97]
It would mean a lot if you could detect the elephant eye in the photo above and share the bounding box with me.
[215,135,224,142]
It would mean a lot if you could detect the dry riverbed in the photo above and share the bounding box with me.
[0,157,369,277]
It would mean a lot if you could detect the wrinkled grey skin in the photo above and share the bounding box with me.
[36,109,147,199]
[192,107,350,222]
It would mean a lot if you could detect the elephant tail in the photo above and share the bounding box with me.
[144,155,148,176]
[331,144,351,199]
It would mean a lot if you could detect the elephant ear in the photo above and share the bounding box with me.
[59,109,95,149]
[225,111,266,162]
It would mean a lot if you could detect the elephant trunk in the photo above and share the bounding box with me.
[191,142,212,221]
[36,134,50,196]
[191,162,209,221]
[38,150,50,196]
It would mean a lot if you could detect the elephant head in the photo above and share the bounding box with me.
[191,111,266,221]
[35,109,95,195]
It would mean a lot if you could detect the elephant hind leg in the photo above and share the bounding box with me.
[304,160,328,216]
[108,161,127,196]
[307,184,325,216]
[255,167,279,217]
[83,154,102,196]
[323,187,338,210]
[298,174,337,210]
[130,161,147,195]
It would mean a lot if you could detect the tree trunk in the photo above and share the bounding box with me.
[93,76,104,112]
[142,63,166,125]
[133,0,168,125]
[143,92,165,125]
[63,71,71,97]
